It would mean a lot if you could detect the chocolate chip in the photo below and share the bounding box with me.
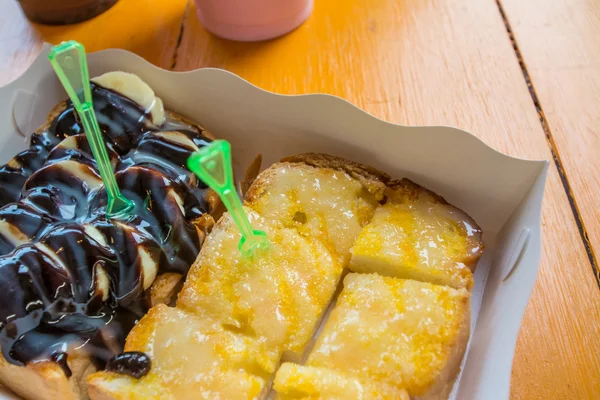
[106,351,151,379]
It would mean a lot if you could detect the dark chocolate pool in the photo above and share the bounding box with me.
[0,82,213,376]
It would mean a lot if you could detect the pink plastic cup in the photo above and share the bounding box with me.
[194,0,313,42]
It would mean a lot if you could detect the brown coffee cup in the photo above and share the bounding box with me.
[18,0,119,25]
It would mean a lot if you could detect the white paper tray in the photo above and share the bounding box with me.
[0,44,548,400]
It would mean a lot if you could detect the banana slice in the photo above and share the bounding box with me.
[0,219,28,248]
[82,224,110,301]
[91,71,165,126]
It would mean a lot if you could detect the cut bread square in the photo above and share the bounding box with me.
[307,273,470,400]
[273,363,409,400]
[245,154,387,265]
[177,208,343,363]
[87,304,278,400]
[350,179,484,289]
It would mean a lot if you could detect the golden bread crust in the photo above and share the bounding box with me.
[240,154,263,196]
[387,178,450,205]
[281,153,390,198]
[0,348,95,400]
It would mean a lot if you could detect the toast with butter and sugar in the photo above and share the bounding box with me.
[85,153,481,399]
[246,154,389,265]
[306,273,471,400]
[350,179,484,289]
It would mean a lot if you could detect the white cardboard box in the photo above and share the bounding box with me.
[0,44,548,400]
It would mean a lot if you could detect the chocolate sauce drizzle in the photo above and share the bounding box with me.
[0,83,212,375]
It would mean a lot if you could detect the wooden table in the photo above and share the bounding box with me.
[1,0,599,398]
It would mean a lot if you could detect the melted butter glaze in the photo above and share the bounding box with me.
[0,83,212,372]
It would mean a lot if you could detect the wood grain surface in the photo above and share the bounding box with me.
[1,0,599,398]
[499,0,600,286]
